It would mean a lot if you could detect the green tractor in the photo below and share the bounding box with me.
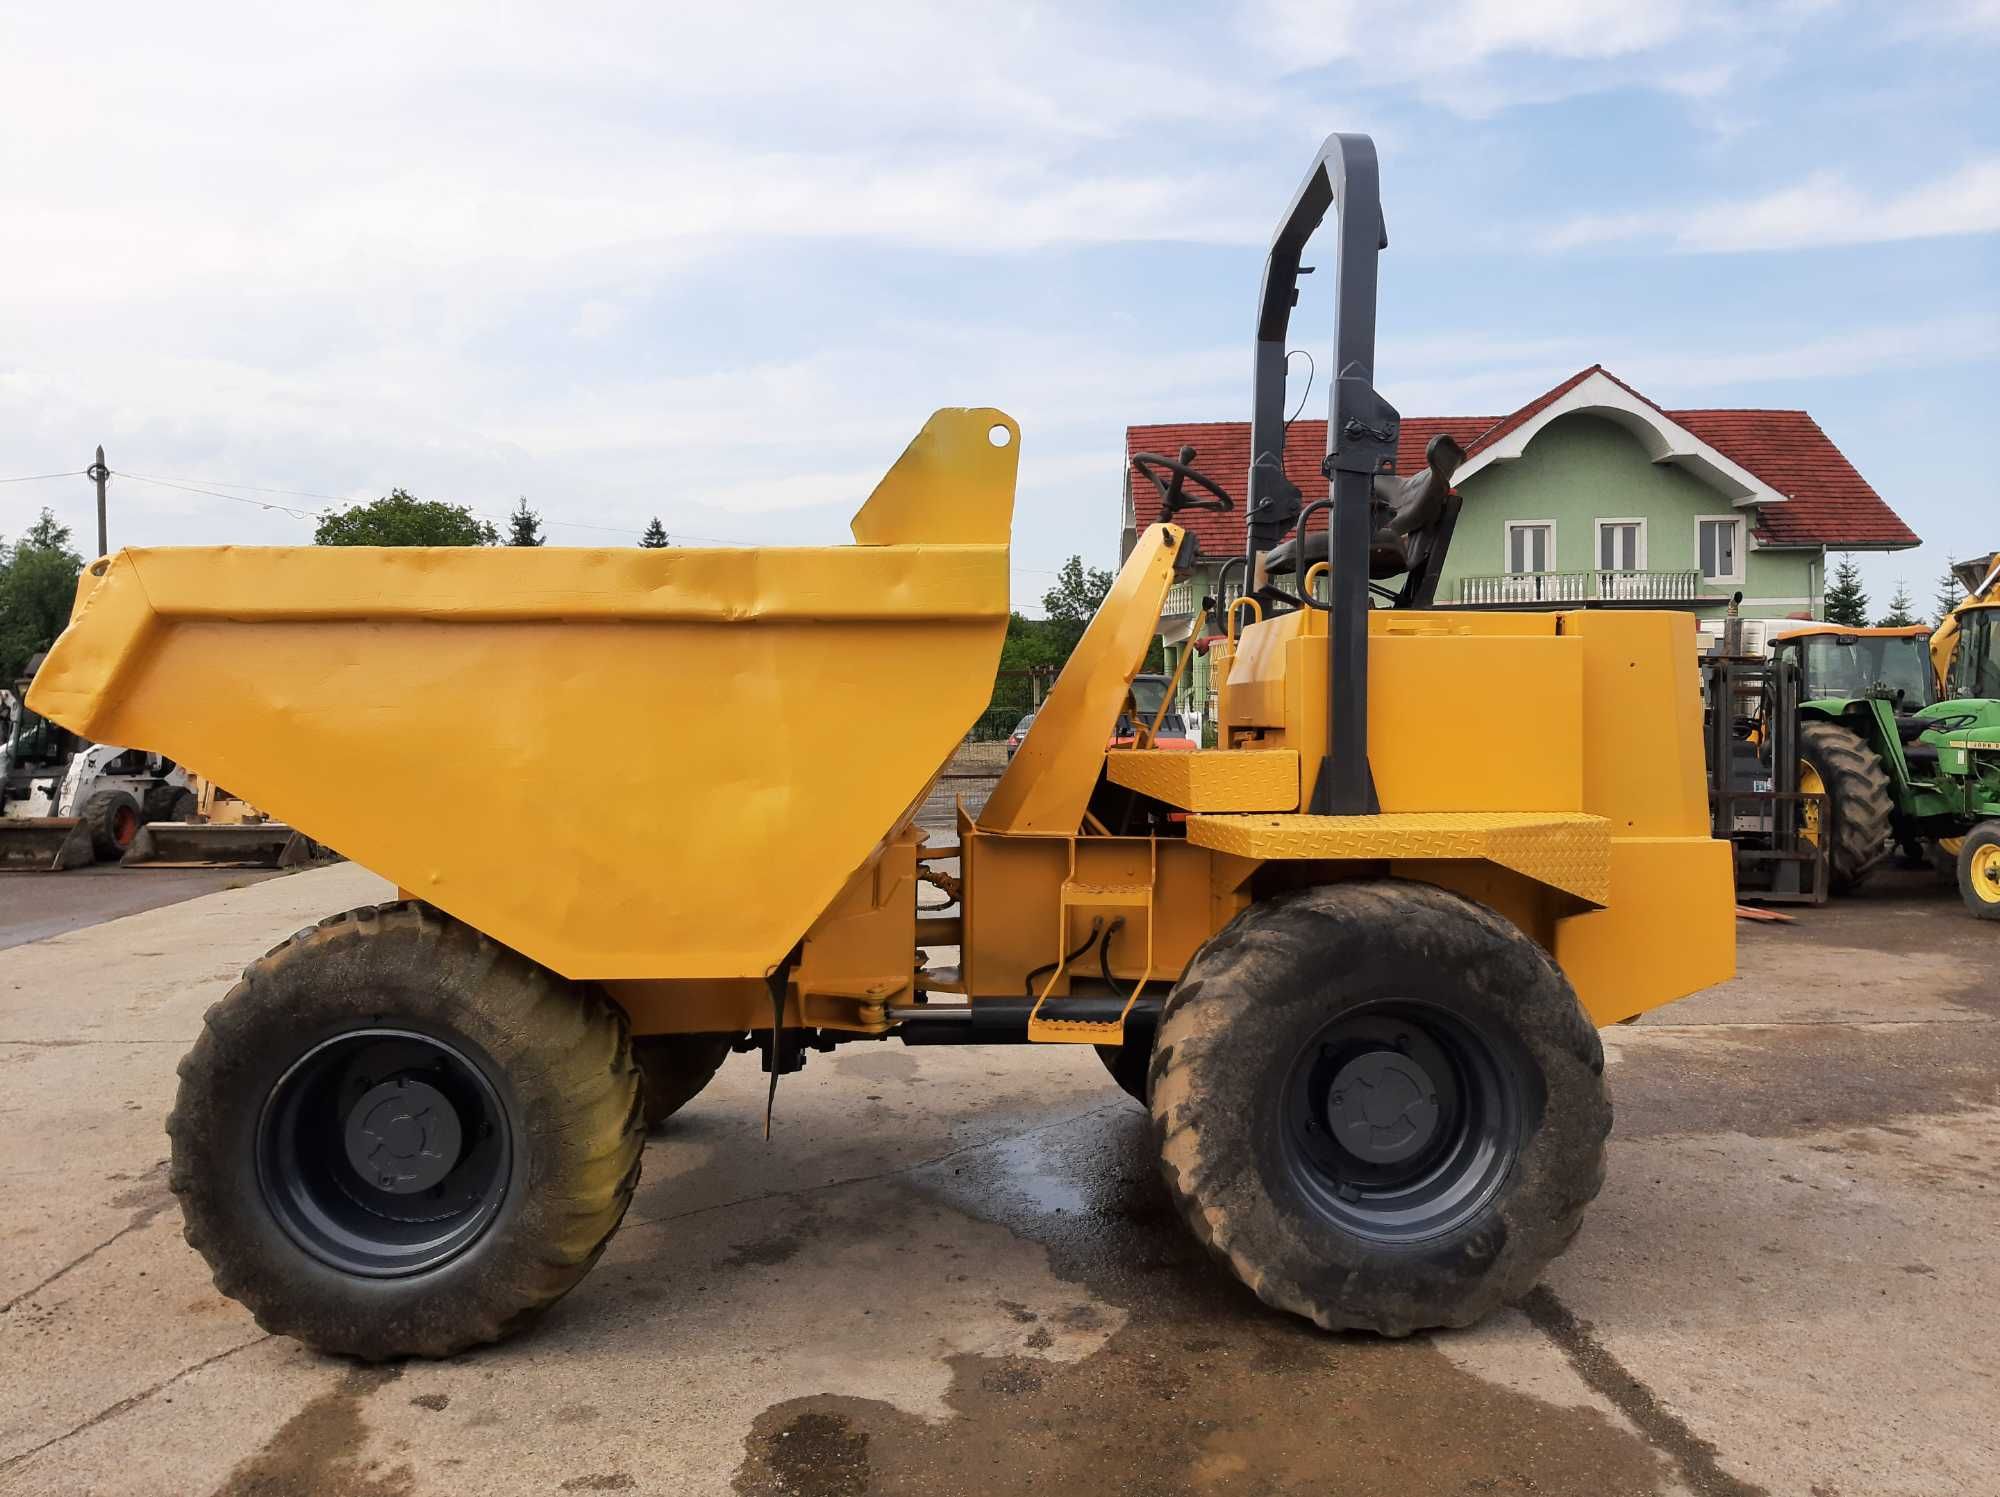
[1771,578,2000,918]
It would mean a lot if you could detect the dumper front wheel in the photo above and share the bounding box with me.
[1149,880,1609,1336]
[168,902,643,1359]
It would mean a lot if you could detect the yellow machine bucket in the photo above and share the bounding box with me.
[29,409,1019,979]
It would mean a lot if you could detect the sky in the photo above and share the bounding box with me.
[2,1,1995,618]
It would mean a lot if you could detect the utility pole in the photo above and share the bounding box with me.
[86,445,109,557]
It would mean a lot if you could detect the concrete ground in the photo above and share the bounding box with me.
[0,867,284,951]
[1,863,1995,1497]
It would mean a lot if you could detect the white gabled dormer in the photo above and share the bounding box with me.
[1454,368,1789,515]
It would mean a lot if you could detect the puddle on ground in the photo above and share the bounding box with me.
[211,1365,411,1497]
[731,1105,1690,1497]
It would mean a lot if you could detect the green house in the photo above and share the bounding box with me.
[1125,366,1920,725]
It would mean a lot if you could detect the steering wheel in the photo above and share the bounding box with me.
[1130,446,1235,521]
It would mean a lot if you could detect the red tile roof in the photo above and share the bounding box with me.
[1127,367,1918,554]
[1125,417,1493,555]
[1671,408,1917,547]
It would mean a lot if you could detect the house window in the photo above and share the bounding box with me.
[1697,516,1745,584]
[1596,519,1645,572]
[1505,521,1555,574]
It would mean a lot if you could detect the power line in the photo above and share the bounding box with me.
[115,472,322,521]
[0,470,85,484]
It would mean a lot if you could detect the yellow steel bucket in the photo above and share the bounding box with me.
[29,409,1019,979]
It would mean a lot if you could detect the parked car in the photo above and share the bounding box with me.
[1004,713,1035,760]
[1114,673,1196,750]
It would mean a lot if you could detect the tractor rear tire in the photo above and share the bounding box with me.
[81,788,142,860]
[1149,879,1610,1336]
[168,901,644,1360]
[634,1033,737,1129]
[1956,822,2000,921]
[1799,721,1893,894]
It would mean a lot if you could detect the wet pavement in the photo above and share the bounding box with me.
[1,862,1994,1496]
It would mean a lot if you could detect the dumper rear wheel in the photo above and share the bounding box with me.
[168,901,643,1360]
[1096,1042,1150,1103]
[1149,880,1608,1336]
[634,1033,737,1128]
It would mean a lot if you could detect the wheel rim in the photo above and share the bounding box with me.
[112,805,139,847]
[1796,759,1824,846]
[1971,844,2000,906]
[257,1027,511,1277]
[1279,1001,1528,1245]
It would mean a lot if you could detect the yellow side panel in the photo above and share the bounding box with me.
[1555,837,1736,1024]
[1104,748,1299,812]
[29,410,1017,982]
[1371,636,1583,813]
[1220,613,1579,815]
[978,523,1183,834]
[1557,611,1709,836]
[1185,811,1611,908]
[960,830,1221,999]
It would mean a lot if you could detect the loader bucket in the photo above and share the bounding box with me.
[0,818,95,872]
[121,820,321,869]
[28,409,1018,980]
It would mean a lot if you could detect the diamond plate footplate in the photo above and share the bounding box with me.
[1184,811,1612,907]
[1104,748,1299,812]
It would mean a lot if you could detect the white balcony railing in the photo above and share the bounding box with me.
[1456,570,1702,605]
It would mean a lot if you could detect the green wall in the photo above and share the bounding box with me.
[1162,412,1829,715]
[1440,414,1820,620]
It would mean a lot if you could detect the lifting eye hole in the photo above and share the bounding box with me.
[987,424,1012,448]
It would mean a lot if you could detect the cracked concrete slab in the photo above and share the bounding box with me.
[1,861,1995,1495]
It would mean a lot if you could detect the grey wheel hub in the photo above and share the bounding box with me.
[1326,1050,1441,1164]
[343,1076,463,1194]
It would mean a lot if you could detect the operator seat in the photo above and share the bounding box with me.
[1264,433,1467,581]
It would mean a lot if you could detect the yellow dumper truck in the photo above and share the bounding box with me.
[26,135,1734,1359]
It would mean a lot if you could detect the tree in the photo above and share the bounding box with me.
[313,489,498,547]
[1875,580,1918,628]
[987,612,1068,724]
[506,497,544,547]
[1822,553,1870,626]
[639,517,670,548]
[976,554,1163,733]
[1934,556,1966,625]
[0,509,85,683]
[1040,555,1117,654]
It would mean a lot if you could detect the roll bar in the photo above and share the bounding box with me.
[1245,133,1398,815]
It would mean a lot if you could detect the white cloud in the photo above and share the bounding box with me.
[1238,0,1830,116]
[0,0,1989,607]
[1543,159,2000,251]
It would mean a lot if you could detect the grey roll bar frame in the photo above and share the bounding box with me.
[1244,132,1399,816]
